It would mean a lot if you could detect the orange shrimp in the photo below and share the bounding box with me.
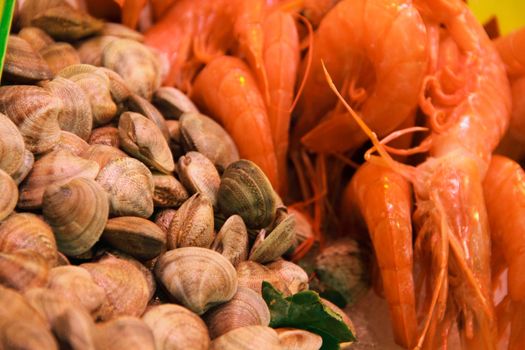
[292,0,429,154]
[262,9,300,194]
[483,155,525,350]
[343,162,417,349]
[191,55,279,188]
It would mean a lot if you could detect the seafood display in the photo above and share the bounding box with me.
[1,0,524,349]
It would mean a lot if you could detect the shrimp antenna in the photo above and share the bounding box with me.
[289,13,314,113]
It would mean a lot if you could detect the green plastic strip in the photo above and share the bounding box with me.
[0,0,15,80]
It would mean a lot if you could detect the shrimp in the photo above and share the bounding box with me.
[191,55,279,188]
[262,9,300,194]
[483,155,525,350]
[292,0,429,154]
[343,162,417,349]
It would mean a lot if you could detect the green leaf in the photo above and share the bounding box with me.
[262,281,356,350]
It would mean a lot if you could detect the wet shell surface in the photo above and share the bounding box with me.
[40,42,80,74]
[52,131,90,156]
[95,316,155,350]
[95,157,154,218]
[11,149,34,185]
[42,177,109,256]
[153,87,198,119]
[0,113,25,176]
[210,325,281,350]
[249,212,296,264]
[211,215,249,267]
[276,328,323,350]
[126,93,170,141]
[82,144,128,170]
[236,261,290,296]
[3,35,53,83]
[18,26,54,52]
[142,304,210,350]
[155,247,238,315]
[178,151,221,206]
[0,250,50,292]
[88,126,120,148]
[152,174,189,208]
[0,169,18,221]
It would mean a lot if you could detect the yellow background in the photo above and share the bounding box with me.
[470,0,525,35]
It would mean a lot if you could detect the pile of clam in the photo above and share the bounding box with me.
[0,1,350,349]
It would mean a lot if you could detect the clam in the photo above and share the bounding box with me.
[218,160,276,229]
[0,285,58,350]
[167,193,214,249]
[155,247,238,314]
[142,304,210,350]
[18,0,68,27]
[42,177,109,256]
[267,260,309,295]
[88,126,120,147]
[101,22,144,41]
[95,157,154,218]
[81,254,151,320]
[154,209,177,233]
[249,212,296,264]
[179,112,239,172]
[97,67,132,105]
[3,35,53,83]
[31,4,104,40]
[81,144,127,169]
[52,131,90,156]
[41,76,92,140]
[152,174,189,207]
[77,35,118,66]
[18,27,54,51]
[204,287,270,339]
[102,217,166,260]
[153,87,198,119]
[18,150,99,209]
[0,113,25,176]
[166,119,181,142]
[0,250,49,291]
[118,112,175,174]
[126,94,170,141]
[0,213,58,267]
[211,215,249,267]
[95,316,155,350]
[276,328,323,350]
[68,71,117,126]
[210,326,281,350]
[47,265,106,315]
[178,151,221,206]
[236,261,290,296]
[12,149,35,185]
[25,288,96,350]
[0,85,62,154]
[102,39,161,99]
[0,169,18,221]
[40,42,81,74]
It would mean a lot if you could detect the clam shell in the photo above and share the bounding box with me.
[167,193,214,249]
[43,177,109,256]
[178,151,220,206]
[88,126,120,148]
[210,326,281,350]
[96,157,154,218]
[153,87,198,119]
[97,67,132,105]
[77,35,118,66]
[0,285,58,350]
[47,265,106,315]
[102,39,161,99]
[204,287,270,339]
[0,250,49,291]
[0,85,62,154]
[0,170,17,221]
[276,328,323,350]
[31,4,104,41]
[126,94,169,141]
[154,209,177,233]
[41,76,93,140]
[18,150,99,209]
[102,216,166,260]
[249,213,296,264]
[12,149,34,185]
[0,213,58,267]
[152,174,189,207]
[0,113,25,176]
[211,215,248,267]
[118,112,175,174]
[267,260,309,295]
[142,304,210,350]
[3,35,53,83]
[236,261,290,296]
[81,254,151,320]
[155,247,238,315]
[40,42,80,74]
[18,0,65,27]
[101,22,144,41]
[82,144,127,169]
[180,112,239,172]
[18,27,54,52]
[218,160,276,229]
[95,317,155,350]
[52,131,89,156]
